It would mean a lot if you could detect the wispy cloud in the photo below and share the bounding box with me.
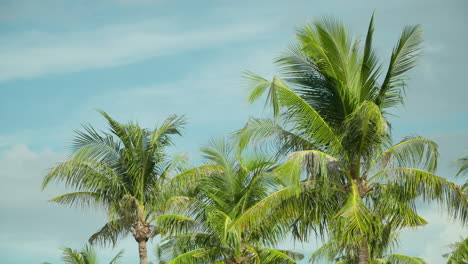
[0,144,138,263]
[0,18,274,82]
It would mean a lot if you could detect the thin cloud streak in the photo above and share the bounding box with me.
[0,19,274,82]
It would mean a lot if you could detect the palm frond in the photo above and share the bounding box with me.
[244,71,280,117]
[150,115,186,147]
[49,191,108,209]
[334,183,380,247]
[200,138,235,171]
[360,12,382,103]
[161,165,224,198]
[385,254,427,264]
[160,152,190,180]
[455,157,468,177]
[96,110,134,150]
[341,100,388,162]
[88,218,131,247]
[235,117,315,156]
[243,73,344,154]
[372,185,428,229]
[274,76,344,154]
[258,247,303,263]
[71,124,121,165]
[296,18,358,111]
[275,43,347,127]
[151,214,198,236]
[309,241,342,264]
[276,150,349,187]
[166,249,206,264]
[371,167,468,223]
[108,249,124,264]
[42,159,123,195]
[368,137,438,174]
[378,25,423,108]
[229,185,297,233]
[60,248,85,264]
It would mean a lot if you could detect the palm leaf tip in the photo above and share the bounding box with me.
[378,24,423,108]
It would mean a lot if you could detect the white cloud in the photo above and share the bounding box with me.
[399,206,467,264]
[0,18,274,82]
[0,144,66,206]
[0,144,163,263]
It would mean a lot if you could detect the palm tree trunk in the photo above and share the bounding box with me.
[138,239,148,264]
[133,219,151,264]
[358,239,369,264]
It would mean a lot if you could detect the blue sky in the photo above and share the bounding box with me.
[0,0,467,263]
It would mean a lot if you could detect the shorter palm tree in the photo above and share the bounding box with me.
[163,139,304,264]
[42,111,219,264]
[45,244,124,264]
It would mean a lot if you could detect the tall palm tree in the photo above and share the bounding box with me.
[47,244,124,264]
[236,15,467,263]
[162,139,304,264]
[42,111,220,264]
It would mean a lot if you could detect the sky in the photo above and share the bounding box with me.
[0,0,467,263]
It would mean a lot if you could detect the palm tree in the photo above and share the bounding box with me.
[236,14,467,263]
[162,139,304,264]
[42,111,220,264]
[48,244,123,264]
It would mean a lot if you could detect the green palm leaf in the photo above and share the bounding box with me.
[258,247,304,263]
[378,25,423,108]
[244,73,344,155]
[370,167,468,223]
[385,254,427,264]
[455,157,468,177]
[368,137,438,173]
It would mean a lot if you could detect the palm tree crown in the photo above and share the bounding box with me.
[163,139,304,264]
[46,244,123,264]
